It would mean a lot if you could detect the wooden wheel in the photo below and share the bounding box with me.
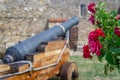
[60,62,79,80]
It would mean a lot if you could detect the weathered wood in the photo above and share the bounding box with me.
[1,49,61,74]
[10,64,29,73]
[69,26,78,50]
[5,49,69,80]
[60,62,79,80]
[1,39,70,80]
[26,47,68,62]
[36,40,66,52]
[33,54,58,68]
[0,53,4,58]
[0,64,10,76]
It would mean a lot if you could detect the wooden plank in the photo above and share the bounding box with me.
[0,64,10,76]
[69,26,78,50]
[33,52,68,68]
[5,49,70,80]
[0,53,4,58]
[25,53,45,62]
[40,54,58,66]
[32,52,69,80]
[10,64,29,73]
[5,73,30,80]
[30,52,69,80]
[18,64,29,72]
[36,40,66,52]
[0,64,29,74]
[26,48,68,62]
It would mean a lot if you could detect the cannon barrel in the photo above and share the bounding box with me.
[3,16,79,63]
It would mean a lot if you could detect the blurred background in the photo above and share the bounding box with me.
[0,0,120,54]
[0,0,120,80]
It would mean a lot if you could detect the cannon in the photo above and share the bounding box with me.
[3,16,79,63]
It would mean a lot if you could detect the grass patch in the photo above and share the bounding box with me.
[50,55,120,80]
[70,55,120,80]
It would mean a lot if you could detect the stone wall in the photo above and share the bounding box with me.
[0,0,120,54]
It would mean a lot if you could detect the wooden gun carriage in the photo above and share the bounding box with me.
[0,39,79,80]
[0,17,79,80]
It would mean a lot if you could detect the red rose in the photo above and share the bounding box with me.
[89,41,102,56]
[83,45,91,58]
[88,30,99,41]
[89,29,105,41]
[89,41,97,53]
[88,2,96,13]
[95,41,102,56]
[88,29,105,56]
[95,29,105,37]
[88,32,98,41]
[89,14,95,24]
[114,27,120,37]
[115,15,120,20]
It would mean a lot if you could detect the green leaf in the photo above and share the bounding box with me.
[104,63,109,75]
[118,20,120,26]
[98,2,106,8]
[110,66,114,72]
[110,10,117,17]
[109,47,120,53]
[97,48,106,61]
[105,53,117,65]
[98,55,103,61]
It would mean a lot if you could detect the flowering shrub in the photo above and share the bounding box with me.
[83,2,120,74]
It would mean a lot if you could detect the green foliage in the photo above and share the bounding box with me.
[71,56,120,80]
[90,2,120,74]
[105,53,117,65]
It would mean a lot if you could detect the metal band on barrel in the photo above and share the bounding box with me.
[6,55,14,62]
[56,23,65,34]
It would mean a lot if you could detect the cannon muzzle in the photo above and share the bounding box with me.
[3,16,79,63]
